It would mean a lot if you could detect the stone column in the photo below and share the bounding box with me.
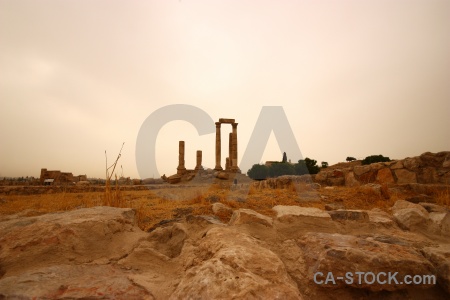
[214,122,223,170]
[195,150,203,170]
[228,132,232,170]
[177,141,186,175]
[231,123,240,172]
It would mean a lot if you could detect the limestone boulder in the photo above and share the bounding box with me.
[228,209,273,227]
[328,210,369,222]
[420,151,449,168]
[417,167,439,183]
[394,169,417,184]
[390,161,403,169]
[419,203,448,213]
[167,174,181,184]
[344,172,360,187]
[353,165,371,176]
[403,157,422,171]
[314,171,328,183]
[359,183,389,198]
[421,245,450,293]
[443,156,450,168]
[0,207,153,298]
[145,223,188,258]
[273,205,331,221]
[367,209,395,226]
[376,168,395,184]
[297,232,436,291]
[0,207,146,276]
[330,169,344,178]
[0,265,153,299]
[272,206,337,233]
[429,212,448,232]
[212,202,233,215]
[392,200,429,215]
[370,163,384,171]
[216,172,229,180]
[393,208,430,231]
[170,227,302,299]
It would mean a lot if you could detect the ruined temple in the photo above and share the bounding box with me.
[162,118,241,183]
[40,168,87,185]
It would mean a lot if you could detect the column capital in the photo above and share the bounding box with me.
[232,122,238,128]
[215,122,221,128]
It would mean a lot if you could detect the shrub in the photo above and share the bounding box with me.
[247,164,269,180]
[346,156,356,162]
[361,155,391,165]
[294,160,308,175]
[269,162,295,177]
[321,161,329,168]
[248,157,321,179]
[295,158,320,175]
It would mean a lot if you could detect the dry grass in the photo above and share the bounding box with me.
[1,182,445,231]
[434,188,450,207]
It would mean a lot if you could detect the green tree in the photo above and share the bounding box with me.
[295,157,320,175]
[305,158,320,174]
[321,161,329,168]
[346,156,356,162]
[269,162,295,177]
[247,164,269,180]
[282,152,287,163]
[294,160,309,175]
[361,155,391,165]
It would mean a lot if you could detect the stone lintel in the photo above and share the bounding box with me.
[219,118,235,124]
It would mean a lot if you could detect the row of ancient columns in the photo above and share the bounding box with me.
[215,122,239,172]
[177,141,203,175]
[176,119,239,175]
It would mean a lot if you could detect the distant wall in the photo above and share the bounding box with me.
[40,168,86,185]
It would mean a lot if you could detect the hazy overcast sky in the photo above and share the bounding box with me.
[1,0,449,179]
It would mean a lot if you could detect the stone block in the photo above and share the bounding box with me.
[394,169,417,184]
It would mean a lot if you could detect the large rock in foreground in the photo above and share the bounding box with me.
[297,232,436,292]
[0,265,154,299]
[0,207,146,275]
[0,207,149,299]
[170,227,302,299]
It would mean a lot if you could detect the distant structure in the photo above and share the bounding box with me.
[214,118,240,173]
[40,168,87,185]
[162,118,241,184]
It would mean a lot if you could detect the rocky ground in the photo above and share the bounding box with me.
[0,198,449,299]
[1,152,449,299]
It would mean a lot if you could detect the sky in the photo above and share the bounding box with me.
[1,0,449,179]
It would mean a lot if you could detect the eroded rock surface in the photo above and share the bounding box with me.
[1,202,449,299]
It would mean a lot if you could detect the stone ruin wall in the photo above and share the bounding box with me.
[40,168,87,185]
[315,151,450,187]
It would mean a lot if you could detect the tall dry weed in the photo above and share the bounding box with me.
[103,143,126,208]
